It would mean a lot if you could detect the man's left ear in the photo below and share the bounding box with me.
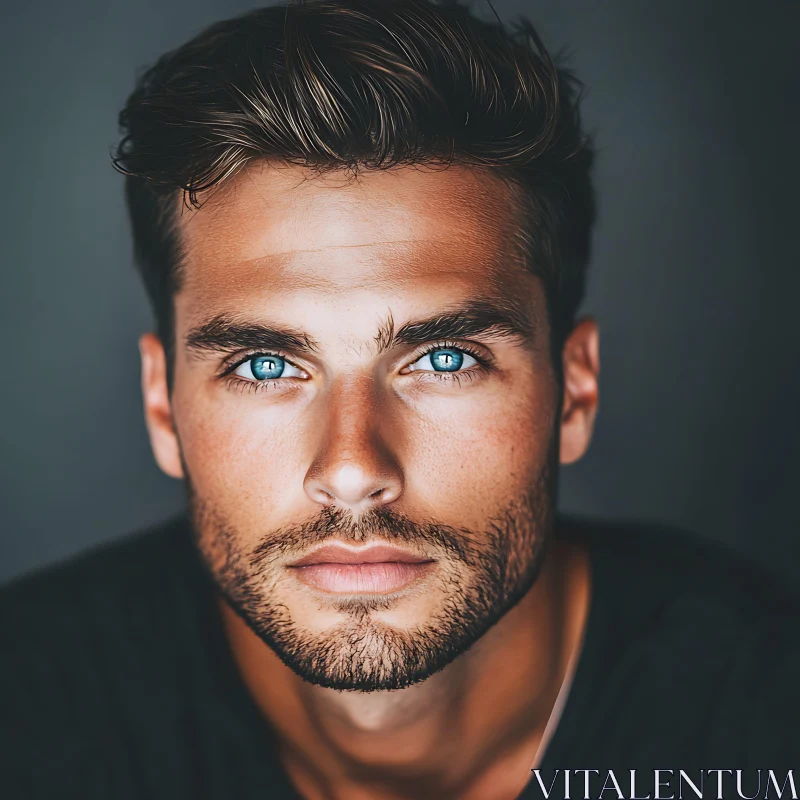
[559,317,600,464]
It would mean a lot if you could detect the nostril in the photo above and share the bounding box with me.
[304,463,403,508]
[310,486,335,504]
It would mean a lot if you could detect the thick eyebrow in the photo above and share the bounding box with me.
[184,315,321,358]
[184,298,537,361]
[375,299,537,354]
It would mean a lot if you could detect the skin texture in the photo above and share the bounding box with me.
[140,161,600,799]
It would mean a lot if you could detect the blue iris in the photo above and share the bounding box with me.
[250,355,285,380]
[430,348,464,372]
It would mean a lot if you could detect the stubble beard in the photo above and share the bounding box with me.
[185,446,558,692]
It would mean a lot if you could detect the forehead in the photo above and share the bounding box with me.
[175,161,536,317]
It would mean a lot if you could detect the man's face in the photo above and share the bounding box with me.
[143,162,585,691]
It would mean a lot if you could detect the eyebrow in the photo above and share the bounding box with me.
[184,299,537,360]
[185,317,321,358]
[375,299,537,354]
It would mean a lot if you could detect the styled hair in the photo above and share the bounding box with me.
[113,0,596,369]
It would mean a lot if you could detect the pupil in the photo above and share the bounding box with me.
[251,355,285,380]
[432,349,463,372]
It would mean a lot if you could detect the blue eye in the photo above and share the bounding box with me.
[408,347,477,373]
[430,349,463,371]
[233,355,305,381]
[250,355,284,380]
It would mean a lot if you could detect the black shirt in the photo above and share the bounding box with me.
[1,514,798,799]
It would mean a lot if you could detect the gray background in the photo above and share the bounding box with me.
[1,0,798,586]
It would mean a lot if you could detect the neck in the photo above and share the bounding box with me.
[219,535,591,800]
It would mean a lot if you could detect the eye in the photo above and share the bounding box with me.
[233,354,306,381]
[407,347,478,373]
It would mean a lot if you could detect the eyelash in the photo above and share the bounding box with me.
[219,339,491,393]
[220,349,300,395]
[407,339,491,386]
[225,376,286,395]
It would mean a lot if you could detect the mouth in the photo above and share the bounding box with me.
[287,543,436,594]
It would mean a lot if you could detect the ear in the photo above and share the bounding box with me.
[559,318,600,465]
[139,333,184,479]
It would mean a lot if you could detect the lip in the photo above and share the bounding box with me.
[289,543,431,567]
[287,543,435,594]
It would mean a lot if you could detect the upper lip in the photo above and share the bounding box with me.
[289,543,434,567]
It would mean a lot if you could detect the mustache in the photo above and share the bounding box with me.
[249,505,485,569]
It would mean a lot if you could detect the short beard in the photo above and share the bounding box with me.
[185,445,558,692]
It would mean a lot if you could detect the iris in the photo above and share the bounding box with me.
[250,355,285,380]
[430,349,463,372]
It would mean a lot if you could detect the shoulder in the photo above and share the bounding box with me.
[0,515,204,789]
[557,514,800,763]
[0,514,204,687]
[557,513,799,628]
[0,514,196,633]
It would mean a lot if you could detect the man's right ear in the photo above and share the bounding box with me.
[139,333,184,479]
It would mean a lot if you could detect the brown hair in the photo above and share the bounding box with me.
[113,0,596,368]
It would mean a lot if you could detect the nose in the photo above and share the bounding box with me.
[304,379,404,513]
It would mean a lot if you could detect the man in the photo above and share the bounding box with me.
[1,1,797,798]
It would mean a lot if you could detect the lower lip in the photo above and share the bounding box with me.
[290,562,434,593]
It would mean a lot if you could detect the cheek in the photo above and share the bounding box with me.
[402,376,556,525]
[172,384,310,523]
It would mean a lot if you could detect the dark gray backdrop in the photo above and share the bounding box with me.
[2,0,798,586]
